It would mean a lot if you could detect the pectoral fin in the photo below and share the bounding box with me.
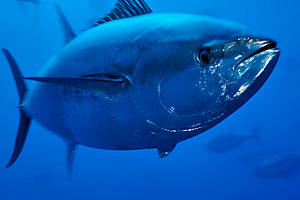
[24,74,129,85]
[66,142,77,180]
[25,74,131,97]
[157,144,177,158]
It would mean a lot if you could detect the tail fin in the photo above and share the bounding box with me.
[2,49,32,168]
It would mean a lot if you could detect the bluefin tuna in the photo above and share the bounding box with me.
[205,132,258,153]
[2,0,280,172]
[253,152,300,178]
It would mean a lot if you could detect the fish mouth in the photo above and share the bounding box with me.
[225,39,280,104]
[237,40,278,67]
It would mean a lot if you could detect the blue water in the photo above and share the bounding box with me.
[0,0,299,199]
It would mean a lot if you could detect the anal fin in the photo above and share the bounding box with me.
[157,144,177,158]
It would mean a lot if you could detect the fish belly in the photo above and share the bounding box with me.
[22,82,168,150]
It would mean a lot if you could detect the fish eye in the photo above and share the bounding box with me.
[197,47,213,66]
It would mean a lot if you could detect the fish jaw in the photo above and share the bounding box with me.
[224,40,280,111]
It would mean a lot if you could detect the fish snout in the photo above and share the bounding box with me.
[224,38,280,100]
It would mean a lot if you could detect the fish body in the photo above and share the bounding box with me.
[205,133,254,153]
[253,153,300,178]
[3,0,280,169]
[24,13,251,150]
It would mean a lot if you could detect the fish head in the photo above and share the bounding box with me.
[133,14,280,135]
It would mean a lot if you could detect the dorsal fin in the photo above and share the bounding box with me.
[94,0,152,27]
[54,4,77,43]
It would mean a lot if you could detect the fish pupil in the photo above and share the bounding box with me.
[198,48,211,65]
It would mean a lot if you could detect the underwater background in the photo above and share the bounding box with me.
[0,0,299,199]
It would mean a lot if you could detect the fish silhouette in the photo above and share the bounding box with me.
[2,0,280,173]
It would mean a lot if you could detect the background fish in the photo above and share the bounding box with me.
[253,152,300,178]
[205,131,259,153]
